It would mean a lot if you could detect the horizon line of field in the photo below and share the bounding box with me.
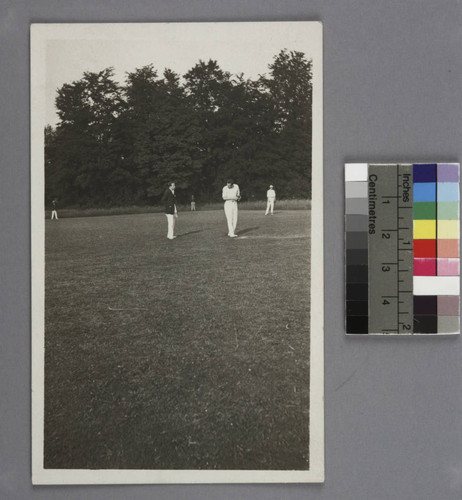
[45,202,311,219]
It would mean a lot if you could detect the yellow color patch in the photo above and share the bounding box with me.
[414,220,436,239]
[438,220,460,239]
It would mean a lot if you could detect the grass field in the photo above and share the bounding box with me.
[44,209,311,470]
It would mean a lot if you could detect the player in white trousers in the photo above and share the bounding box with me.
[51,199,58,220]
[222,179,240,237]
[161,182,178,239]
[265,185,276,215]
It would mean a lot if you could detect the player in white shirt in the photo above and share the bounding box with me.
[265,185,276,215]
[222,179,241,237]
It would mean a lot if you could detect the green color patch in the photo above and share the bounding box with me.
[413,202,436,220]
[437,202,459,220]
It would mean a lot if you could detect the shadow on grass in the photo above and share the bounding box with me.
[237,227,259,236]
[177,230,204,238]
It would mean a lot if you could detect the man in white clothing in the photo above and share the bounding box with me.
[222,179,240,237]
[265,185,276,215]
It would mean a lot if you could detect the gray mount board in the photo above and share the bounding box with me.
[2,1,462,499]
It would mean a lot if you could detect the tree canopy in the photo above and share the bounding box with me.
[45,50,313,207]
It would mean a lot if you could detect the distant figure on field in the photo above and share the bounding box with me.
[265,185,276,215]
[161,182,178,240]
[51,199,58,220]
[190,195,196,211]
[222,179,240,238]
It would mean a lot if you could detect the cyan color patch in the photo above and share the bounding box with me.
[437,183,459,201]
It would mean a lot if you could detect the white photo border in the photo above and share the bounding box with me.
[31,21,324,484]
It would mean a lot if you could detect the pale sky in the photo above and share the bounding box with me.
[44,22,321,126]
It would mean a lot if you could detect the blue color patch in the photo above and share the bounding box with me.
[414,182,436,202]
[437,182,460,201]
[413,163,436,183]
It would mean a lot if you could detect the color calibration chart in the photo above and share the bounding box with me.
[345,163,460,335]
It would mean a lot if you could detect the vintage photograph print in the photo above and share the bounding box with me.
[31,22,323,484]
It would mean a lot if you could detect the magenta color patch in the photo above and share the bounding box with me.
[437,163,460,182]
[437,296,460,316]
[413,258,436,276]
[437,258,460,276]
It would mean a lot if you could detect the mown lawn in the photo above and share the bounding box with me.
[44,209,311,470]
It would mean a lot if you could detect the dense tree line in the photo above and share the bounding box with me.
[45,50,312,207]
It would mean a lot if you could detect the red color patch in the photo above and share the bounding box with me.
[413,239,436,258]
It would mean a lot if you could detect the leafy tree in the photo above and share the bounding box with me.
[124,65,202,203]
[44,125,59,205]
[263,50,313,198]
[183,60,235,200]
[53,68,125,205]
[45,50,313,208]
[264,49,312,127]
